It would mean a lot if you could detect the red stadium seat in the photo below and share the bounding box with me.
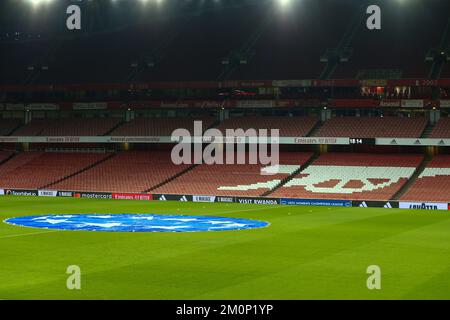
[153,152,314,197]
[315,116,428,138]
[50,151,192,193]
[110,117,215,136]
[429,118,450,138]
[272,153,424,201]
[217,116,318,137]
[401,155,450,202]
[13,118,121,136]
[0,152,111,189]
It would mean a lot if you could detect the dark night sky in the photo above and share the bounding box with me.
[1,0,449,40]
[1,0,450,83]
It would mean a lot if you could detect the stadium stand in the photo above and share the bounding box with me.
[216,116,318,137]
[152,152,314,196]
[110,117,216,136]
[429,117,450,138]
[0,152,111,189]
[0,2,449,205]
[230,1,352,80]
[0,119,22,135]
[49,151,193,193]
[137,7,264,82]
[0,40,51,85]
[3,1,447,84]
[442,62,450,79]
[332,1,448,79]
[13,118,122,136]
[314,116,428,138]
[0,152,43,178]
[400,155,450,202]
[271,153,424,201]
[0,150,14,163]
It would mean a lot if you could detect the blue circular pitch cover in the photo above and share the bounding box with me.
[3,214,269,233]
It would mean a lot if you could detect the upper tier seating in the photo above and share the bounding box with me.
[2,0,448,84]
[0,152,111,189]
[332,1,448,79]
[110,117,215,136]
[271,153,423,201]
[216,116,318,137]
[50,151,193,193]
[442,62,450,79]
[153,152,314,197]
[13,118,121,136]
[0,119,22,135]
[401,155,450,203]
[315,116,428,138]
[429,118,450,138]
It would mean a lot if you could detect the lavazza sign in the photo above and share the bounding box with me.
[399,202,448,211]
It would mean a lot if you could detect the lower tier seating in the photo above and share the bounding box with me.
[0,152,111,189]
[2,150,448,202]
[271,153,424,201]
[153,152,314,196]
[0,150,14,163]
[50,151,193,193]
[401,155,450,202]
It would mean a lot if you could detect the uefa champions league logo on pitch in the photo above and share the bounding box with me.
[4,214,269,233]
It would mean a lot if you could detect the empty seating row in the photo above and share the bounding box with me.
[3,116,445,139]
[0,150,14,163]
[272,153,424,201]
[314,116,428,138]
[0,152,111,189]
[216,116,318,137]
[429,118,450,138]
[2,150,448,202]
[50,151,192,193]
[0,119,22,135]
[110,117,216,136]
[401,155,450,202]
[13,118,122,136]
[153,152,314,197]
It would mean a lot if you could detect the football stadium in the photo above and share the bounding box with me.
[1,0,450,304]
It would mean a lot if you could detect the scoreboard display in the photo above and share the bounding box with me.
[349,138,376,145]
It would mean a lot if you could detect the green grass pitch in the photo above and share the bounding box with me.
[0,196,449,300]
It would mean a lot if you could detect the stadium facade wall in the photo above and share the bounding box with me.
[1,136,450,146]
[2,98,450,111]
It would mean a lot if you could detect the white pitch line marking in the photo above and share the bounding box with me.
[0,230,59,240]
